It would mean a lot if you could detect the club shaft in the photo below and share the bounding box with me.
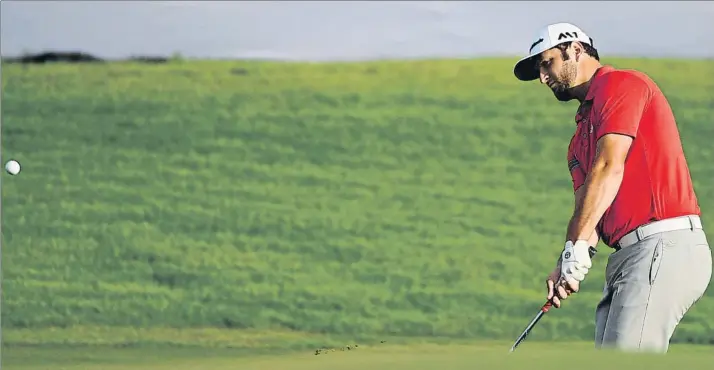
[509,246,597,352]
[510,309,545,352]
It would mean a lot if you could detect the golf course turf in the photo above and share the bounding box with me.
[2,57,713,368]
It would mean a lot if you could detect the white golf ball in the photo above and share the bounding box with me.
[5,160,21,175]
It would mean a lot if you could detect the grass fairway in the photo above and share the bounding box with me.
[5,342,714,370]
[2,56,713,365]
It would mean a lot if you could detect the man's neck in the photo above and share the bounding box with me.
[571,61,603,103]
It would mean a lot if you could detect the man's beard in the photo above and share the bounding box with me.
[551,83,574,101]
[549,62,578,101]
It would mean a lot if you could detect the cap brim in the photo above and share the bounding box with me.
[513,53,540,81]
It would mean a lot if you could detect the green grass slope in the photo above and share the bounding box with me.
[2,58,713,347]
[5,343,714,370]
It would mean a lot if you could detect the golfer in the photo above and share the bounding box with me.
[513,22,712,352]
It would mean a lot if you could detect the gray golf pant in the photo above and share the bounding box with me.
[594,228,712,352]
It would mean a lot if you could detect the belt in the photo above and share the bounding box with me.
[613,215,703,250]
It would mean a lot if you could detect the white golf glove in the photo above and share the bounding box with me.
[560,240,592,286]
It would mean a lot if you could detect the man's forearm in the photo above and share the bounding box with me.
[586,229,599,248]
[566,162,625,243]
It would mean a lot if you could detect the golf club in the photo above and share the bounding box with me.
[509,246,597,353]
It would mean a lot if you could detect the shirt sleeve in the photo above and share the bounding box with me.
[568,154,586,192]
[567,137,586,192]
[593,74,651,141]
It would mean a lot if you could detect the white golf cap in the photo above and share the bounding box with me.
[513,22,594,81]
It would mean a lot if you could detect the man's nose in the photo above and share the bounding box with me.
[539,71,548,84]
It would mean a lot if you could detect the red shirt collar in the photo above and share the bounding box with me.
[584,65,614,101]
[574,65,614,124]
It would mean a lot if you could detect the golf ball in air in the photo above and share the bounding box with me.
[5,160,21,175]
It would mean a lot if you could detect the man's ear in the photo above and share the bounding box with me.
[574,42,584,62]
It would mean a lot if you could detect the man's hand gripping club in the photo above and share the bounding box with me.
[546,240,594,308]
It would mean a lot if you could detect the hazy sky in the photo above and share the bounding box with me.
[2,1,713,61]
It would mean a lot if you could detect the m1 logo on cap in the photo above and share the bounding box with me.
[558,31,579,40]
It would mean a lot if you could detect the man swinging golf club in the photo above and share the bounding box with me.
[513,22,712,353]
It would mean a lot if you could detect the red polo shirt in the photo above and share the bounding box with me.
[567,65,701,247]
